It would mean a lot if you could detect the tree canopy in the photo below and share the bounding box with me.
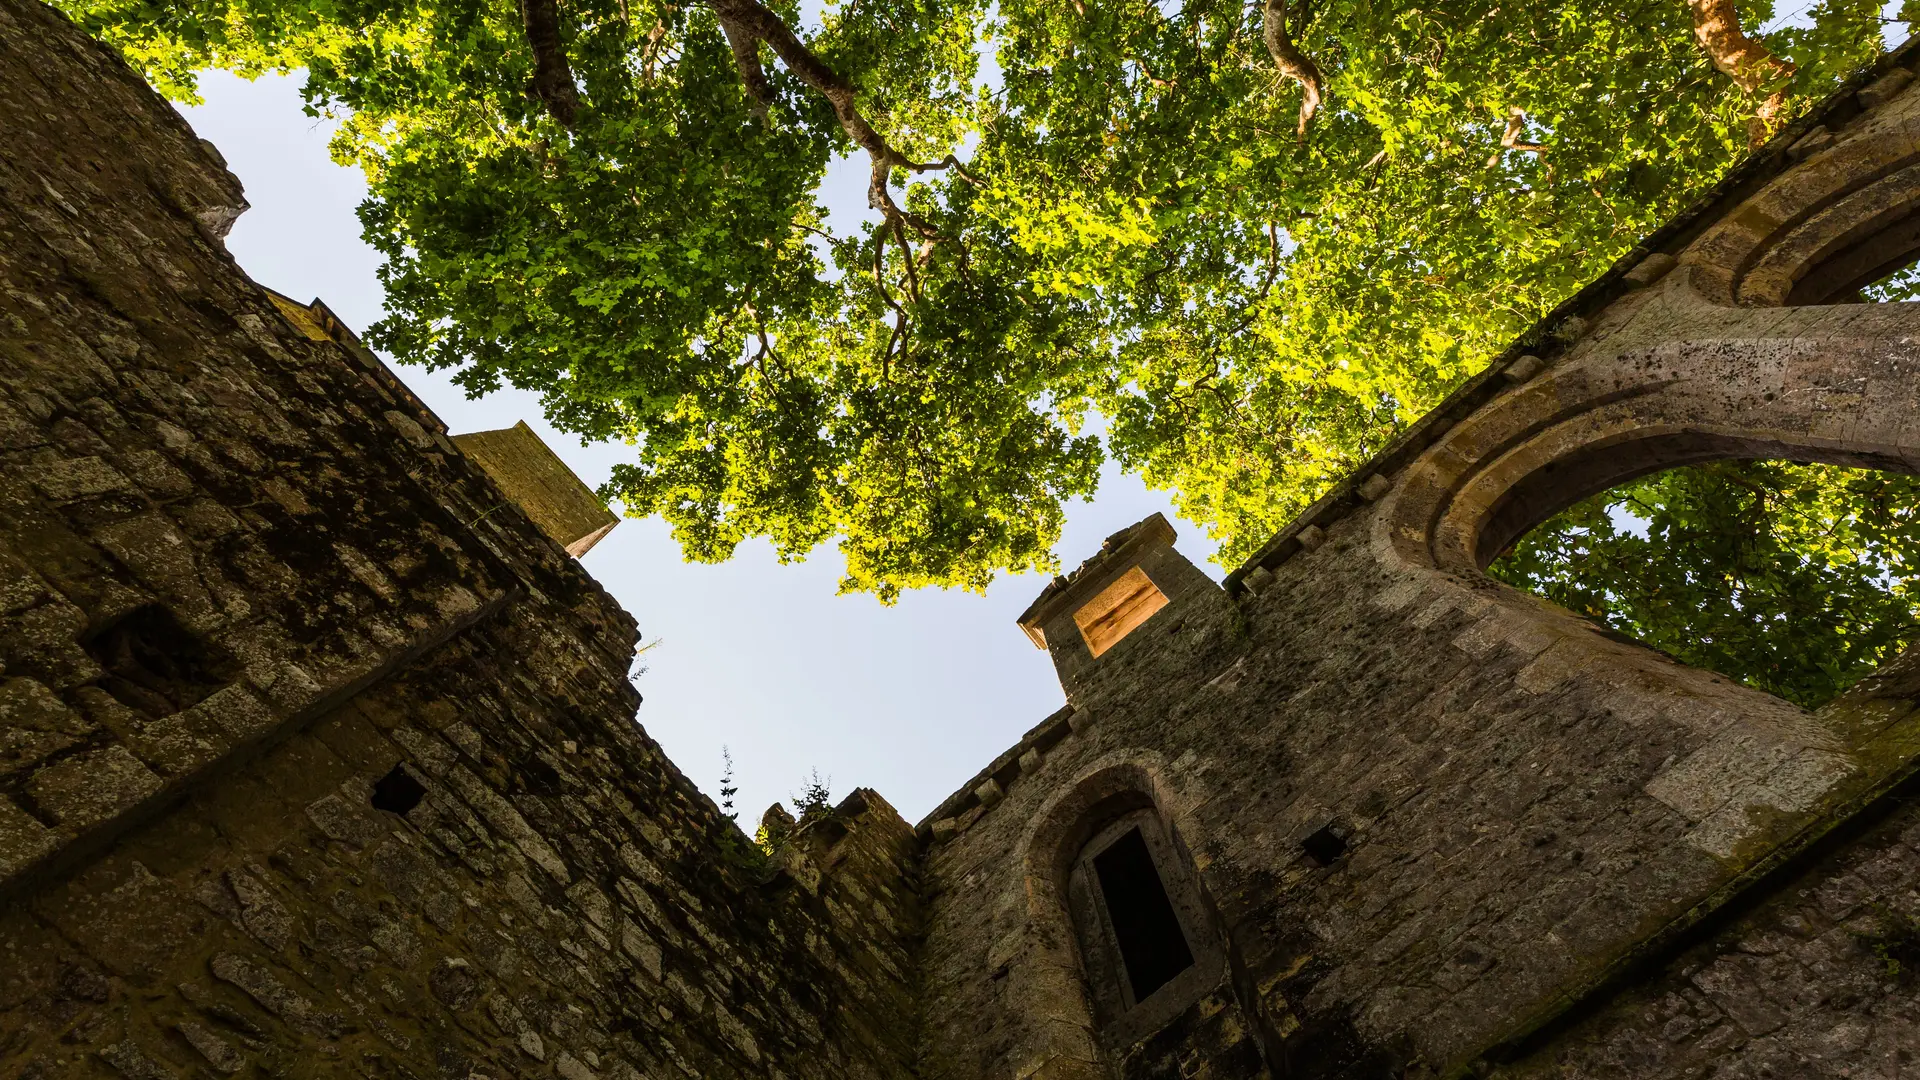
[60,0,1904,593]
[57,0,1920,705]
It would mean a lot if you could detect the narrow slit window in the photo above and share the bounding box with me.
[1093,827,1195,1001]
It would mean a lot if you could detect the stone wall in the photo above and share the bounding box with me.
[1497,752,1920,1078]
[0,1,924,1075]
[1,600,925,1079]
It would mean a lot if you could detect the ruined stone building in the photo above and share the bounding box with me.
[7,0,1920,1074]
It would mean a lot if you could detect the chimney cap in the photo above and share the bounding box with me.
[1016,513,1177,647]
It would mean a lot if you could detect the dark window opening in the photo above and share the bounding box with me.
[1301,825,1348,866]
[371,764,427,816]
[518,756,564,796]
[1093,827,1195,1002]
[82,604,236,718]
[1489,460,1920,710]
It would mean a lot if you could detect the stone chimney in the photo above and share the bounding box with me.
[452,421,619,558]
[1016,513,1223,697]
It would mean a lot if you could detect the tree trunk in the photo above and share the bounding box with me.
[521,0,580,126]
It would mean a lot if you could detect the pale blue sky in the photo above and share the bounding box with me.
[175,71,1220,827]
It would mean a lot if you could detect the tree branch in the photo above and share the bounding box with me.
[716,16,773,120]
[1486,107,1547,166]
[521,0,580,126]
[705,0,969,224]
[892,219,922,302]
[744,301,779,377]
[641,18,670,83]
[872,235,907,376]
[1262,0,1322,140]
[1685,0,1794,144]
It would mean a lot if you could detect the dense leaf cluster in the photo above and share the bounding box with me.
[55,0,1920,703]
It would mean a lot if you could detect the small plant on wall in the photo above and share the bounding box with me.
[792,770,833,821]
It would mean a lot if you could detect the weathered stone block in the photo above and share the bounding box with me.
[0,674,93,777]
[32,455,134,503]
[26,744,162,827]
[182,683,276,743]
[0,795,56,877]
[1,598,101,689]
[91,512,219,627]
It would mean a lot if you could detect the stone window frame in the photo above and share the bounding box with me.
[1063,803,1224,1048]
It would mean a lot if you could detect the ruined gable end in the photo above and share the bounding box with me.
[0,3,919,1076]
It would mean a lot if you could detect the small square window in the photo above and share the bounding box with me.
[1301,824,1348,866]
[1073,566,1169,658]
[371,764,427,816]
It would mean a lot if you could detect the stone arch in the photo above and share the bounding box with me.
[1687,75,1920,306]
[1357,82,1920,779]
[1376,68,1920,581]
[1379,280,1920,581]
[1426,345,1918,576]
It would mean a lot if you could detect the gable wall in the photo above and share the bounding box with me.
[916,49,1920,1080]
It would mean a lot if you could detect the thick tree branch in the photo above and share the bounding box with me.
[521,0,580,126]
[750,306,785,378]
[1685,0,1794,144]
[708,0,890,156]
[1132,58,1173,89]
[705,0,968,226]
[1262,0,1322,140]
[717,17,773,119]
[1487,107,1546,165]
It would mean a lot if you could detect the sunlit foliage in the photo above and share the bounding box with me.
[1492,462,1920,708]
[55,0,1907,607]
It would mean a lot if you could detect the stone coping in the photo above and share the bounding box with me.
[1015,513,1176,648]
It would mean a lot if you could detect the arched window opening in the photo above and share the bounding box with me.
[1091,827,1195,1001]
[1066,806,1222,1042]
[1863,255,1920,302]
[1489,459,1920,709]
[1785,224,1920,304]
